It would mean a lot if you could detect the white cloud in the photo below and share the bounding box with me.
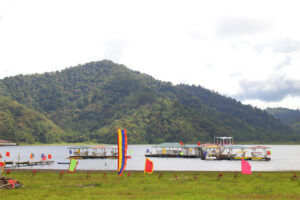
[215,17,273,38]
[1,0,300,109]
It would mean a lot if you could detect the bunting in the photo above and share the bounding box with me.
[117,129,128,176]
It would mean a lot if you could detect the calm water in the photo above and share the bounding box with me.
[0,145,300,171]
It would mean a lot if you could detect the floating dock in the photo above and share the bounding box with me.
[145,137,271,161]
[0,140,17,146]
[3,160,54,168]
[67,146,131,159]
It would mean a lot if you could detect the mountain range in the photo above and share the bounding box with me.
[0,60,298,144]
[266,107,300,132]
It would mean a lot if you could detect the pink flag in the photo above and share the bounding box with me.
[241,159,252,175]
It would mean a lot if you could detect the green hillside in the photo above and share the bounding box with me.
[266,107,300,132]
[0,60,297,144]
[0,96,66,143]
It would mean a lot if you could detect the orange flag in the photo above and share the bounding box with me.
[48,154,52,159]
[144,158,154,174]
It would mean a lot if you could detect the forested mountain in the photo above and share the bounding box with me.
[266,107,300,132]
[0,96,66,143]
[0,60,297,144]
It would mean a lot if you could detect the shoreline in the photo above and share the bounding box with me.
[5,168,300,172]
[16,142,300,146]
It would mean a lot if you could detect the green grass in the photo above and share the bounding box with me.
[1,171,300,200]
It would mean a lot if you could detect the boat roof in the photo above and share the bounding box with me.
[215,137,233,139]
[183,144,201,148]
[90,145,109,149]
[67,146,90,149]
[0,140,16,143]
[224,145,246,149]
[236,150,248,153]
[201,143,219,148]
[153,143,182,148]
[247,145,270,149]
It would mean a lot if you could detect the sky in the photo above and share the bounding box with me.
[1,0,300,109]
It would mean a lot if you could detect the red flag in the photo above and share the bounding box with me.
[48,154,52,159]
[6,152,10,157]
[144,158,154,174]
[0,162,4,167]
[42,155,47,161]
[180,141,183,146]
[267,151,271,155]
[197,142,201,146]
[241,159,252,175]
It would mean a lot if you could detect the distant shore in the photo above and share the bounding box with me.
[17,142,300,146]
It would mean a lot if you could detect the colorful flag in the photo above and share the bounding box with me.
[241,159,252,175]
[180,141,183,146]
[6,152,10,157]
[30,153,34,159]
[48,154,52,159]
[117,129,128,176]
[197,142,201,146]
[68,159,78,173]
[144,158,154,174]
[0,162,4,173]
[42,154,47,161]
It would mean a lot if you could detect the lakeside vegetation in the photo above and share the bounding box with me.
[16,141,300,146]
[1,60,299,144]
[1,171,300,199]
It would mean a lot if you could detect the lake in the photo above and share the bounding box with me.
[0,145,300,171]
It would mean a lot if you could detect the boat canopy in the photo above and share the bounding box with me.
[201,143,219,148]
[224,145,246,149]
[153,143,182,148]
[67,146,90,149]
[183,144,201,148]
[215,137,233,140]
[247,145,270,149]
[236,150,247,153]
[90,145,110,149]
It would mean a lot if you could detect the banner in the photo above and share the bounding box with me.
[68,159,78,173]
[144,158,154,174]
[241,159,252,175]
[117,129,128,176]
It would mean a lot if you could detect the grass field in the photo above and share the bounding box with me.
[1,170,300,200]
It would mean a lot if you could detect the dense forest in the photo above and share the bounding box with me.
[0,96,66,143]
[266,107,300,132]
[0,60,298,144]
